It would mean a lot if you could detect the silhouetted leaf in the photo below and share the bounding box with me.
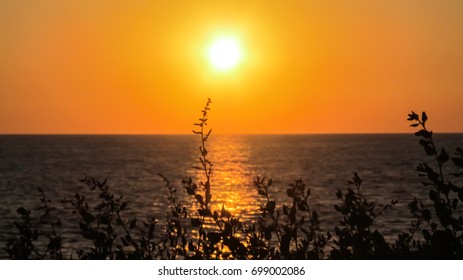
[120,202,127,210]
[191,218,202,227]
[188,241,195,252]
[422,209,431,221]
[224,236,240,251]
[422,112,428,124]
[124,234,132,243]
[313,210,319,221]
[100,216,109,225]
[415,129,432,139]
[424,145,435,156]
[452,157,463,167]
[185,187,195,195]
[79,222,89,232]
[452,199,458,210]
[419,139,428,146]
[297,201,307,211]
[148,222,155,239]
[130,218,137,230]
[289,207,296,224]
[287,188,295,198]
[459,189,463,201]
[439,148,449,163]
[224,223,232,236]
[221,205,232,219]
[353,172,362,186]
[266,201,276,215]
[206,193,212,205]
[17,207,28,216]
[195,194,204,205]
[429,190,438,202]
[120,236,129,246]
[207,232,222,245]
[82,212,95,224]
[283,205,290,215]
[198,209,211,217]
[407,111,419,121]
[47,237,61,251]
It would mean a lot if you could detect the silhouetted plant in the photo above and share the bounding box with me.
[252,177,330,259]
[159,98,248,259]
[330,173,396,259]
[38,187,63,259]
[64,177,162,259]
[157,173,188,259]
[4,188,63,259]
[406,111,463,258]
[4,206,38,259]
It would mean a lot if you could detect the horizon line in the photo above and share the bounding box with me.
[1,131,463,136]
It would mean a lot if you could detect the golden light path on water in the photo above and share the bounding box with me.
[187,135,264,222]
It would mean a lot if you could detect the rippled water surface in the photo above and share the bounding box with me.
[1,134,462,258]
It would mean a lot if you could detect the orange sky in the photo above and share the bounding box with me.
[1,1,462,134]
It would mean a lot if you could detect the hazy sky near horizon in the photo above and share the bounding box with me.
[1,1,462,134]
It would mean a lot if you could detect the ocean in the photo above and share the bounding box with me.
[1,134,462,258]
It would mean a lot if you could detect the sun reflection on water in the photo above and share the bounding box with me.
[187,135,263,221]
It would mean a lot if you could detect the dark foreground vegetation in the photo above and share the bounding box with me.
[4,99,463,259]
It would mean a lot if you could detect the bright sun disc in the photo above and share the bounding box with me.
[208,37,242,71]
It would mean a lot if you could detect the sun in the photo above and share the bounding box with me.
[207,37,242,71]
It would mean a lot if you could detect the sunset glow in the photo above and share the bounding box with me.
[1,1,462,134]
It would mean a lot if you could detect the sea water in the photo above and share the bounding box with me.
[1,134,462,258]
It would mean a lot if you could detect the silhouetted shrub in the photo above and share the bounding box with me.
[252,177,330,259]
[330,173,396,259]
[5,188,63,259]
[404,111,463,258]
[63,177,162,259]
